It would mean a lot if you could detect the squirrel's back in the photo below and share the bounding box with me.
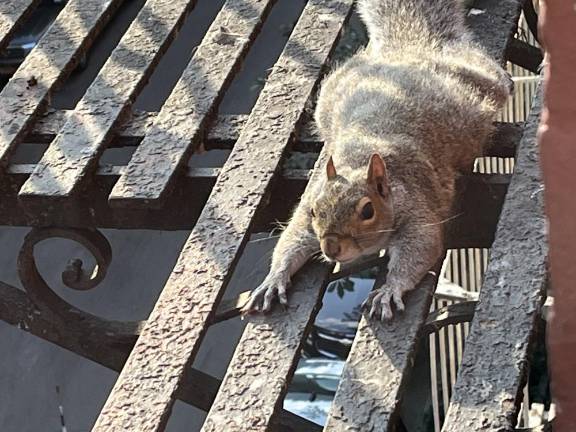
[357,0,469,52]
[315,0,512,176]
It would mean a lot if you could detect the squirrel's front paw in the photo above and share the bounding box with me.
[361,286,405,321]
[241,274,289,315]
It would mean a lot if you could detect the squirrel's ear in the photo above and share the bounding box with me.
[326,156,337,180]
[367,153,389,191]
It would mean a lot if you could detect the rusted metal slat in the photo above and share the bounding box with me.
[0,0,40,50]
[18,0,201,200]
[441,88,547,432]
[0,0,125,165]
[0,280,320,431]
[91,1,352,430]
[325,264,442,431]
[28,110,524,157]
[108,0,277,208]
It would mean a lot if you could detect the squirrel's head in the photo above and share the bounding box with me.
[310,153,394,264]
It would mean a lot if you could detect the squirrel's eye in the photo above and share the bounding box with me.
[310,208,316,218]
[360,202,374,220]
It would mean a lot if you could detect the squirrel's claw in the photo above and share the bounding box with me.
[362,286,405,321]
[241,275,289,315]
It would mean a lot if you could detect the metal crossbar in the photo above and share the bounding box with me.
[0,0,548,431]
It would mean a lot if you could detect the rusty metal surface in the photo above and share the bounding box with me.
[202,263,331,432]
[91,0,353,430]
[30,109,523,156]
[0,0,125,165]
[0,0,539,430]
[0,0,40,50]
[539,0,576,430]
[442,88,547,432]
[0,276,209,414]
[324,264,442,431]
[109,0,277,208]
[467,0,522,64]
[0,284,318,432]
[18,0,201,199]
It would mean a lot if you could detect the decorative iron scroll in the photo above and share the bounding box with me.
[17,227,141,344]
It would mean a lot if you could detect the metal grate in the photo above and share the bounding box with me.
[0,0,547,431]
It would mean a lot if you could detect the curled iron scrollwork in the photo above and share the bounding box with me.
[17,227,142,346]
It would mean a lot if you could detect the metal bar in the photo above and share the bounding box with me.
[324,262,443,430]
[522,0,539,42]
[28,110,523,157]
[0,0,126,165]
[442,87,547,431]
[0,0,41,50]
[18,0,201,200]
[422,301,477,336]
[108,0,277,208]
[91,0,353,430]
[215,261,484,326]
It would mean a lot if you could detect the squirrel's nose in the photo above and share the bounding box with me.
[321,235,341,260]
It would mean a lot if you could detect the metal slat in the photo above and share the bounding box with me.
[0,0,40,50]
[324,265,442,430]
[91,1,353,430]
[29,110,524,157]
[441,88,546,432]
[0,0,125,165]
[18,0,201,199]
[2,165,508,248]
[108,0,277,208]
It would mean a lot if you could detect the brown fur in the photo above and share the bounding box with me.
[243,0,511,320]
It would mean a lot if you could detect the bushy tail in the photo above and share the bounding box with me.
[357,0,469,51]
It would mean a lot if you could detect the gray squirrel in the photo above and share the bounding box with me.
[242,0,511,320]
